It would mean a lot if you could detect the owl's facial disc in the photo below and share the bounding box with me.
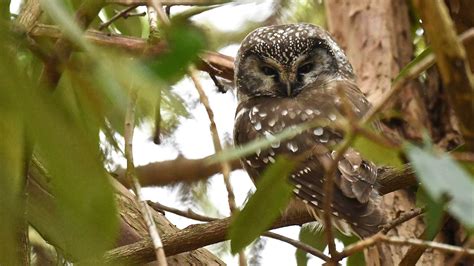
[235,24,355,101]
[238,50,336,99]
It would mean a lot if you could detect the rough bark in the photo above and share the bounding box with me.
[414,0,474,150]
[447,0,474,71]
[325,1,445,265]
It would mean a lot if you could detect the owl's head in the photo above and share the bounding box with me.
[235,24,354,101]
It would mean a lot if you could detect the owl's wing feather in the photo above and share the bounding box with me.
[290,160,385,238]
[234,80,385,238]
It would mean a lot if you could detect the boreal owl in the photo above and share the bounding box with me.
[233,24,385,238]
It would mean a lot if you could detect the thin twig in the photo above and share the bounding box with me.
[338,232,474,260]
[322,135,355,261]
[147,201,330,262]
[336,233,384,259]
[188,69,247,266]
[147,4,162,144]
[147,201,217,222]
[446,237,474,266]
[381,208,425,234]
[146,0,245,263]
[124,90,168,266]
[208,72,227,93]
[381,235,474,257]
[148,0,171,26]
[262,232,330,262]
[188,69,238,213]
[98,4,140,30]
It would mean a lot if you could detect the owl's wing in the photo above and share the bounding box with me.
[234,81,385,237]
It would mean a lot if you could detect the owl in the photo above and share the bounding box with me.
[233,24,385,238]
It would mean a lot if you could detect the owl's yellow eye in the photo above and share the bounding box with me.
[297,63,314,75]
[260,66,278,77]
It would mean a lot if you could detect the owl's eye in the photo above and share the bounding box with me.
[260,66,278,77]
[297,63,314,75]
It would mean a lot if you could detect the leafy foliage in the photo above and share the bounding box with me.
[353,133,403,168]
[2,0,208,262]
[229,157,296,254]
[405,144,474,230]
[295,225,326,266]
[146,19,207,83]
[335,232,365,266]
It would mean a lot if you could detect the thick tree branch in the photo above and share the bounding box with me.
[414,0,474,149]
[39,0,106,89]
[148,201,330,262]
[29,24,235,80]
[115,155,241,187]
[103,208,314,264]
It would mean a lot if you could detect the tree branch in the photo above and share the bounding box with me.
[29,24,235,80]
[337,233,474,261]
[148,201,330,262]
[39,0,106,89]
[103,208,314,264]
[262,232,329,262]
[106,0,228,6]
[27,159,226,265]
[414,0,474,149]
[98,4,142,30]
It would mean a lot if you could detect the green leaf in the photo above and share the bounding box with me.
[0,0,10,20]
[209,122,316,164]
[353,134,403,167]
[335,232,365,266]
[393,47,432,83]
[27,88,119,260]
[405,144,474,229]
[416,189,444,239]
[229,157,296,254]
[1,9,118,260]
[296,225,326,266]
[146,20,206,83]
[0,44,27,265]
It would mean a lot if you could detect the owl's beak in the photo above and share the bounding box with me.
[286,82,292,97]
[281,72,299,97]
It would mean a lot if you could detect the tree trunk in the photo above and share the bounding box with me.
[325,1,448,265]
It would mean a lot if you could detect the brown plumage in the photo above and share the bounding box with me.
[233,24,385,238]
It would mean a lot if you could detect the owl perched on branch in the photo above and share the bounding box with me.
[233,24,385,238]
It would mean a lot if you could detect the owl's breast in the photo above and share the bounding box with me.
[233,96,342,177]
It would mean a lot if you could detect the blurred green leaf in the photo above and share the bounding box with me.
[146,19,206,83]
[405,144,474,229]
[0,28,27,264]
[229,157,296,254]
[30,85,119,260]
[416,189,444,239]
[39,0,96,50]
[209,122,316,164]
[394,47,432,83]
[461,162,474,177]
[0,0,10,20]
[296,225,326,266]
[335,232,365,266]
[353,134,403,168]
[3,3,118,260]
